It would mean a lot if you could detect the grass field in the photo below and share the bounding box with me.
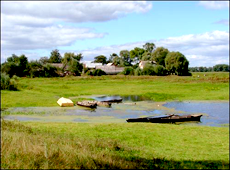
[1,72,229,108]
[1,119,229,169]
[1,72,229,169]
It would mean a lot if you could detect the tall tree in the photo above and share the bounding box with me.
[62,52,83,75]
[143,42,156,53]
[165,51,190,76]
[119,50,132,66]
[94,55,107,65]
[151,47,169,66]
[49,49,62,63]
[108,53,119,63]
[130,47,145,63]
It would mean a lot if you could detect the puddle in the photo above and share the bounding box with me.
[2,95,229,127]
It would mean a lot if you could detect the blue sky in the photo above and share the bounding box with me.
[1,1,229,67]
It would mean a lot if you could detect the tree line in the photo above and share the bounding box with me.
[189,64,229,72]
[1,42,228,80]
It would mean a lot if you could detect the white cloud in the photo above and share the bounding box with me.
[199,1,229,10]
[1,1,152,62]
[1,1,152,24]
[1,24,105,50]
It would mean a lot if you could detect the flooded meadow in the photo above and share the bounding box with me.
[2,95,229,127]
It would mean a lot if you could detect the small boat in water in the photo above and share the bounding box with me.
[101,98,122,103]
[57,97,74,107]
[126,114,203,123]
[76,101,97,108]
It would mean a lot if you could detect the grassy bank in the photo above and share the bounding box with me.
[1,72,229,107]
[1,119,229,169]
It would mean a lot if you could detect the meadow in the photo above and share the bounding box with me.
[1,72,229,169]
[1,72,229,108]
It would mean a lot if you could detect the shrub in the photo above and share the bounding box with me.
[92,69,106,76]
[1,73,19,90]
[134,67,143,76]
[142,63,155,75]
[122,67,134,75]
[153,65,167,76]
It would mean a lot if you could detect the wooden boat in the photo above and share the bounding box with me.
[101,98,122,103]
[76,101,97,108]
[126,114,202,123]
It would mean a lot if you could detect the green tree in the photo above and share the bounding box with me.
[151,47,169,66]
[153,65,167,76]
[120,50,132,66]
[49,49,62,63]
[141,52,152,61]
[18,54,29,77]
[62,52,83,75]
[108,53,119,63]
[130,47,145,63]
[143,42,156,53]
[121,67,134,75]
[94,55,107,65]
[165,52,190,76]
[142,63,155,75]
[213,64,229,72]
[7,54,19,63]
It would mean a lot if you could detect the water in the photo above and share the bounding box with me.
[163,101,229,127]
[2,95,229,127]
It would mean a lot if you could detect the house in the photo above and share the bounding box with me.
[82,61,103,69]
[139,60,156,69]
[96,65,124,75]
[82,61,124,75]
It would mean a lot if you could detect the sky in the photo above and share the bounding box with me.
[1,1,229,67]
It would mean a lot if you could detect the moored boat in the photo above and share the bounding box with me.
[76,101,97,108]
[126,114,203,123]
[101,98,122,103]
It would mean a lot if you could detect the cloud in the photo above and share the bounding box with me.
[1,1,152,61]
[1,24,105,50]
[213,19,229,26]
[198,1,229,10]
[1,1,152,24]
[79,31,229,67]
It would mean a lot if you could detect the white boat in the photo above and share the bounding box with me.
[57,97,74,107]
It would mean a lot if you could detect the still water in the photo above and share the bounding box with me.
[2,95,229,127]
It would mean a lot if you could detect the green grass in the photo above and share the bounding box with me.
[1,72,229,169]
[1,119,229,169]
[1,72,229,107]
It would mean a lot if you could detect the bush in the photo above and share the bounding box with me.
[153,65,167,76]
[122,67,134,75]
[1,73,19,90]
[134,67,143,76]
[43,64,59,77]
[91,69,106,76]
[142,63,155,75]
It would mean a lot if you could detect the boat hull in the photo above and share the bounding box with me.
[126,114,202,123]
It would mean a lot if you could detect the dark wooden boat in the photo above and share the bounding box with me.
[76,101,97,108]
[126,114,202,123]
[101,98,122,103]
